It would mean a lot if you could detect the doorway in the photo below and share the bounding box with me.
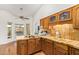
[26,24,30,35]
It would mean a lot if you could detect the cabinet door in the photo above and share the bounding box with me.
[35,38,41,52]
[40,19,44,28]
[50,13,58,23]
[1,45,10,55]
[74,48,79,55]
[44,39,53,55]
[28,38,36,54]
[9,42,16,55]
[54,42,68,55]
[73,5,79,28]
[59,8,72,21]
[69,47,79,55]
[41,38,45,52]
[43,17,49,29]
[17,40,28,55]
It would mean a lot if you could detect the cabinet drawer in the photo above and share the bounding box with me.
[55,42,68,50]
[55,47,68,54]
[55,50,67,55]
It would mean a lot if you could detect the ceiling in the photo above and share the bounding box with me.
[0,4,42,18]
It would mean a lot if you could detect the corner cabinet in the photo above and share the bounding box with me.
[59,8,72,21]
[73,5,79,28]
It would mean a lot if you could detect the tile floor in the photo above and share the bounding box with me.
[34,51,45,55]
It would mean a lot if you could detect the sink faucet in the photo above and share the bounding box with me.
[56,31,61,38]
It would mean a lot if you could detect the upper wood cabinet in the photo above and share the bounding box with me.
[58,8,72,21]
[73,5,79,28]
[40,19,44,28]
[49,13,58,23]
[40,17,49,29]
[43,17,49,29]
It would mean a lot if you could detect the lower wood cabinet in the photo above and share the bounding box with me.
[0,42,16,55]
[17,40,28,55]
[28,38,36,54]
[0,45,9,55]
[44,39,54,55]
[17,37,41,55]
[8,42,16,55]
[69,47,79,55]
[54,42,68,55]
[35,38,41,52]
[41,38,45,53]
[41,38,54,55]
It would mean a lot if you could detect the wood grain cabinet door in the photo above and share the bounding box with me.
[59,8,72,21]
[44,39,53,55]
[43,17,49,29]
[0,44,12,55]
[28,38,36,55]
[68,47,79,55]
[73,5,79,28]
[17,40,28,55]
[40,19,44,28]
[54,42,68,55]
[9,42,17,55]
[41,38,45,52]
[35,38,41,52]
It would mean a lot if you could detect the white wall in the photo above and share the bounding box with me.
[33,4,76,34]
[0,10,33,45]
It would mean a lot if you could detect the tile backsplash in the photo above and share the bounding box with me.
[50,24,79,41]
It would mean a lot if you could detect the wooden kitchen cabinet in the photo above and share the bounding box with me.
[8,42,16,55]
[43,17,49,29]
[41,38,45,53]
[40,16,49,29]
[69,47,79,55]
[44,39,54,55]
[35,38,41,52]
[28,38,36,54]
[54,42,68,55]
[0,45,9,55]
[40,19,44,28]
[0,42,16,55]
[17,40,28,55]
[73,5,79,28]
[50,13,58,23]
[41,38,54,55]
[58,8,72,21]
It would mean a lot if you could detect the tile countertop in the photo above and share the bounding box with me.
[16,36,30,40]
[39,35,79,50]
[0,36,30,45]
